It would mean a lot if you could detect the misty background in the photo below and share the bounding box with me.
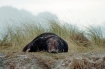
[0,6,59,32]
[0,0,105,38]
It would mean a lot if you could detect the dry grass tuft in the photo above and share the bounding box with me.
[70,58,86,69]
[70,33,90,47]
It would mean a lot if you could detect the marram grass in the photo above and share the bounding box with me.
[0,20,105,53]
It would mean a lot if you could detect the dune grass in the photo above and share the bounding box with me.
[0,20,105,53]
[0,20,105,69]
[86,26,105,46]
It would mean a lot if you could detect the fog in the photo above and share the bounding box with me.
[0,0,105,35]
[0,0,105,27]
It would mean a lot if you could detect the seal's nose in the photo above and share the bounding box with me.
[51,49,57,53]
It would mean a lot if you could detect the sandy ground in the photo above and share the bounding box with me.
[0,52,105,69]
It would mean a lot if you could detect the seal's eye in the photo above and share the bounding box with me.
[47,42,50,46]
[55,41,59,46]
[47,43,51,46]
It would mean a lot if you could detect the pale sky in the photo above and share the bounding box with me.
[0,0,105,28]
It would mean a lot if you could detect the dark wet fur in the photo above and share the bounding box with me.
[23,32,68,52]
